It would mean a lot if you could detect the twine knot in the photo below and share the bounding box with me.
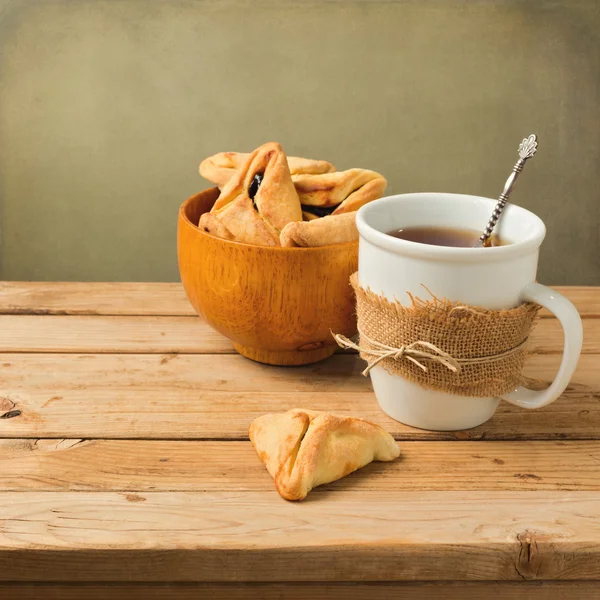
[333,330,461,377]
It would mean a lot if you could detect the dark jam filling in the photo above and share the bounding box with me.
[301,204,337,218]
[248,172,264,209]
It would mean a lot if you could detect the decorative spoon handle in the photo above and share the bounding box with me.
[476,133,538,247]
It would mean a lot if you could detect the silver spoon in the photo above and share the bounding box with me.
[475,133,538,247]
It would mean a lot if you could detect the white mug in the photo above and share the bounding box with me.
[356,193,583,431]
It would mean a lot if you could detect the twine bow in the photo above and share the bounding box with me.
[333,330,461,377]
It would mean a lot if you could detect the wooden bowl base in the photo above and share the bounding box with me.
[232,343,337,366]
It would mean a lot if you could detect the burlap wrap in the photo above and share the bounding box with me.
[346,273,540,397]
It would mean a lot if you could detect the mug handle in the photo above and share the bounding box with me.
[501,283,583,409]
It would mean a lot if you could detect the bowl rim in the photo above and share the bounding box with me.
[179,189,358,252]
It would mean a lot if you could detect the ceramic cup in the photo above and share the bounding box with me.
[356,192,583,431]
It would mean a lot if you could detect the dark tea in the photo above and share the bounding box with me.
[385,226,507,248]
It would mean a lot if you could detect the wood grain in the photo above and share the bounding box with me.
[0,315,232,354]
[178,189,358,365]
[0,439,598,492]
[1,491,600,581]
[0,282,194,316]
[1,582,599,600]
[0,313,598,354]
[1,281,597,318]
[1,353,598,440]
[1,284,598,591]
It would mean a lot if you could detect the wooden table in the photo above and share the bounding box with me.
[1,282,600,599]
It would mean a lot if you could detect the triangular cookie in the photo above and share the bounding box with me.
[200,151,335,188]
[199,142,302,245]
[249,408,400,500]
[280,212,358,247]
[293,168,387,216]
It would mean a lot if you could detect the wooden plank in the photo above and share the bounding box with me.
[1,581,598,600]
[0,439,598,492]
[0,313,598,354]
[0,315,233,354]
[1,491,600,581]
[0,282,195,316]
[529,317,600,353]
[1,353,598,440]
[0,352,369,394]
[543,287,600,318]
[2,282,598,317]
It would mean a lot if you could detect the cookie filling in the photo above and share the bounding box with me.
[301,204,337,218]
[248,172,264,209]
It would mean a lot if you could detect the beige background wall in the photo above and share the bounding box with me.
[0,0,598,284]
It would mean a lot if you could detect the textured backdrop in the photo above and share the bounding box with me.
[0,0,598,283]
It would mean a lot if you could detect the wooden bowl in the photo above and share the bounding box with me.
[177,188,358,365]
